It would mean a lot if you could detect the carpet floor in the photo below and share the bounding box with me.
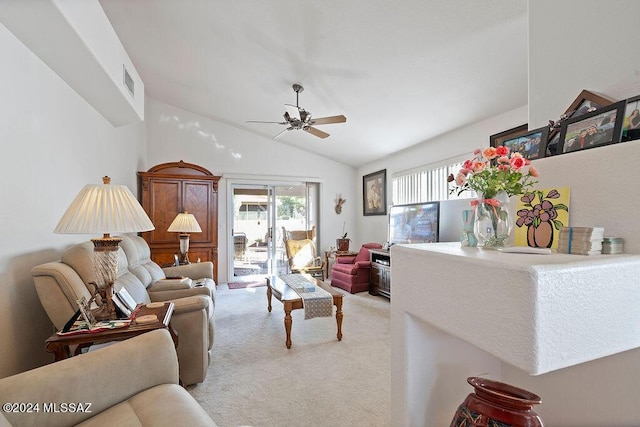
[227,275,267,289]
[188,282,391,427]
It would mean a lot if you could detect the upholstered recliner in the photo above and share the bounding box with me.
[0,329,217,426]
[32,238,214,386]
[119,235,216,305]
[330,243,382,293]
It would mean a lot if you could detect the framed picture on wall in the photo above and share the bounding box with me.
[493,126,549,160]
[489,124,528,148]
[621,94,640,142]
[363,169,387,216]
[559,101,625,154]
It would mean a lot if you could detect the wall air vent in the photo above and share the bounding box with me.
[123,65,134,97]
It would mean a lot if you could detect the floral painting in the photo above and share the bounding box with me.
[514,187,570,249]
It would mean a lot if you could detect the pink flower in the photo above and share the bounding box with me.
[460,168,471,176]
[497,164,510,171]
[528,165,539,177]
[455,172,466,186]
[482,147,497,160]
[510,153,526,170]
[463,159,474,169]
[496,146,509,156]
[497,155,509,164]
[473,148,481,156]
[472,161,486,172]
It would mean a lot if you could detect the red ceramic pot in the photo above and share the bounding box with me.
[450,377,544,427]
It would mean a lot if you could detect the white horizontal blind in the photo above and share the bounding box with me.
[392,160,473,205]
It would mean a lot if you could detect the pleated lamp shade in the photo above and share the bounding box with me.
[54,176,155,235]
[167,213,202,233]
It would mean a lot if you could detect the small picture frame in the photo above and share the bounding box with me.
[363,169,387,216]
[621,95,640,142]
[559,101,626,154]
[77,297,96,326]
[489,124,528,148]
[493,126,549,160]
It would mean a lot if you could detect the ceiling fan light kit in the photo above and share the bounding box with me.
[247,84,347,139]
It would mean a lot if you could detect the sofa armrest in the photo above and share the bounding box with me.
[167,294,211,315]
[149,286,212,302]
[148,278,193,292]
[354,260,372,268]
[336,256,356,264]
[0,329,178,427]
[163,262,214,280]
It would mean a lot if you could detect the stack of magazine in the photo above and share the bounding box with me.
[557,227,604,255]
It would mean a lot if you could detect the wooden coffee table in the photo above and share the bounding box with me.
[45,302,177,361]
[266,275,343,349]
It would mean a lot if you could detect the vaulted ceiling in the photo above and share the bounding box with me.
[100,0,528,167]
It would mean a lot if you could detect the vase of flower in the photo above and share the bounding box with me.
[450,377,544,427]
[449,146,539,249]
[473,191,512,249]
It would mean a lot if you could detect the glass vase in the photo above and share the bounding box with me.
[473,191,512,249]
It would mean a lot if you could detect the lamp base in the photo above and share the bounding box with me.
[91,283,117,320]
[178,251,191,265]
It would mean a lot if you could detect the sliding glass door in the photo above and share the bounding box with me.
[230,182,319,281]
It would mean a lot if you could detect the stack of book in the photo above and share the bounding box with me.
[557,227,604,255]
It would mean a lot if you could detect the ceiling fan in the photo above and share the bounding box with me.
[247,84,347,139]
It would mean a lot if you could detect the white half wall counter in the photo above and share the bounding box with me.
[390,242,640,426]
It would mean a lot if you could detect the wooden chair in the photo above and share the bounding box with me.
[282,226,324,280]
[283,225,316,241]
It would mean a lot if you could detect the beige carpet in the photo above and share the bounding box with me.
[188,282,391,427]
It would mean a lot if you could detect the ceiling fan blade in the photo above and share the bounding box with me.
[305,126,330,139]
[246,120,288,125]
[308,115,347,125]
[273,127,292,139]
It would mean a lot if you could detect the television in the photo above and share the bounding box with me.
[388,201,440,245]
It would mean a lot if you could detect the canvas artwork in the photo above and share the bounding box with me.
[514,187,570,249]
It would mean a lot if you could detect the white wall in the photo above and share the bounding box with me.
[144,98,356,283]
[0,23,145,377]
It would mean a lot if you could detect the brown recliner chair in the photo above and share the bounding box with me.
[32,238,214,386]
[330,243,382,293]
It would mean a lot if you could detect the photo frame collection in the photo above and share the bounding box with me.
[489,90,640,160]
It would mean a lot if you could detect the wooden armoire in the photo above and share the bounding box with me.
[138,161,221,282]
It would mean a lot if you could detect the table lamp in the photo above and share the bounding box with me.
[54,176,155,320]
[167,212,202,264]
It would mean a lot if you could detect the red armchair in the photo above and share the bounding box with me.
[330,243,383,293]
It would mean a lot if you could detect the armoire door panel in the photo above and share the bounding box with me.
[183,181,212,243]
[149,180,181,244]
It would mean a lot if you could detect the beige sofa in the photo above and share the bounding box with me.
[0,329,217,426]
[32,235,215,386]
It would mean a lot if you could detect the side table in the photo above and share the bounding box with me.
[45,302,177,362]
[324,250,358,279]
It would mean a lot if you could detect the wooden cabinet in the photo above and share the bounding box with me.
[138,161,221,282]
[369,249,391,299]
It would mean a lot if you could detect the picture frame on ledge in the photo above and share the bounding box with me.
[621,95,640,142]
[489,124,528,148]
[547,89,616,156]
[492,125,549,160]
[363,169,387,216]
[559,101,626,154]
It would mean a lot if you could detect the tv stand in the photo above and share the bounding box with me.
[369,249,391,299]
